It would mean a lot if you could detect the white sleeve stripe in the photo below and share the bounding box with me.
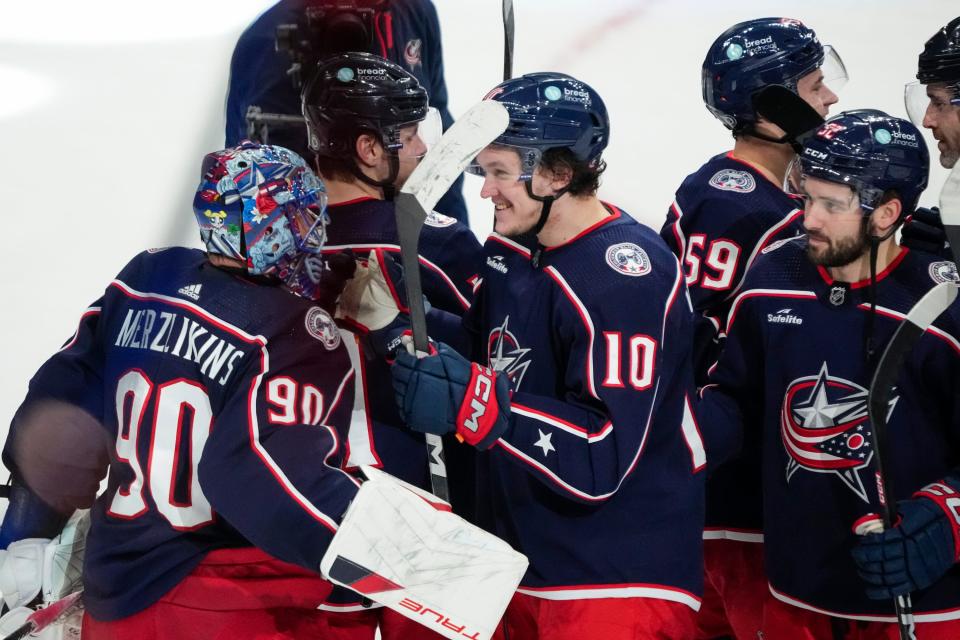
[669,200,687,259]
[517,584,700,610]
[768,585,960,623]
[681,394,707,472]
[489,233,533,256]
[660,258,684,350]
[247,347,349,532]
[512,403,613,442]
[58,307,102,353]
[497,380,660,502]
[544,266,599,400]
[726,208,803,301]
[726,289,817,333]
[859,303,960,355]
[337,332,383,469]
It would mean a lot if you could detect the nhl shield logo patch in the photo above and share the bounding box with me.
[708,169,756,194]
[605,243,650,277]
[828,285,846,306]
[305,307,341,350]
[928,261,959,284]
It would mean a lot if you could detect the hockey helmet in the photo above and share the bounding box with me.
[302,51,438,158]
[905,17,960,125]
[471,72,609,179]
[702,18,846,135]
[799,109,929,215]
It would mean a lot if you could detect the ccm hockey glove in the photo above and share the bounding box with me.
[392,343,511,449]
[852,477,960,599]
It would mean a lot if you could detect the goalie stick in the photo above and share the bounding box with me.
[502,0,515,81]
[394,100,509,502]
[865,161,960,640]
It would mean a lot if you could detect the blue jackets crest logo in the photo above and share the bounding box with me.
[605,243,650,277]
[708,169,756,193]
[781,362,894,502]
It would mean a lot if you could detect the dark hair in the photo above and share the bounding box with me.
[540,147,606,196]
[312,126,380,183]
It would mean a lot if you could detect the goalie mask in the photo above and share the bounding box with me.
[193,141,331,299]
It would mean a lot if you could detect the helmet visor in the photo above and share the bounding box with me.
[414,107,443,155]
[466,144,542,183]
[904,79,960,127]
[821,46,848,94]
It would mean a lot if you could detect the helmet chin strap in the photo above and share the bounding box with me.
[863,211,898,366]
[350,151,401,201]
[523,180,569,236]
[741,126,805,153]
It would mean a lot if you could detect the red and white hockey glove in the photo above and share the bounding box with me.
[392,343,511,449]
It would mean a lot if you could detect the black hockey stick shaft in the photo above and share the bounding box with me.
[867,285,958,640]
[502,0,514,81]
[394,192,450,503]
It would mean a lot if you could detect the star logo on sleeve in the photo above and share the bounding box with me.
[534,430,555,457]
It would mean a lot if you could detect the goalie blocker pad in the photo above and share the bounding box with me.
[319,466,527,640]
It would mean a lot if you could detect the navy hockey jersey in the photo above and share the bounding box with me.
[323,197,480,484]
[464,206,706,609]
[700,238,960,620]
[225,0,467,221]
[5,248,359,620]
[661,151,803,537]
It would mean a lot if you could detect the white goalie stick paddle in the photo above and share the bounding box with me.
[865,161,960,640]
[394,100,510,502]
[502,0,515,81]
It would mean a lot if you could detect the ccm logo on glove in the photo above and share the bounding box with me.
[456,365,500,446]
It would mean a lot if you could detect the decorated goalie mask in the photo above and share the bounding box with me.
[192,141,330,299]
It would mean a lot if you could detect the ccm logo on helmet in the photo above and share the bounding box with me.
[803,148,828,160]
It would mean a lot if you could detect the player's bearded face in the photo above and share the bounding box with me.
[476,147,543,237]
[923,84,960,169]
[801,177,870,267]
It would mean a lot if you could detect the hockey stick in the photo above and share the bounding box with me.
[502,0,515,81]
[864,161,960,640]
[1,590,82,640]
[395,100,509,501]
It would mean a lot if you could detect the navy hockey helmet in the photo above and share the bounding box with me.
[905,17,960,125]
[193,141,332,299]
[302,52,436,158]
[702,18,845,134]
[799,109,929,216]
[479,72,609,178]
